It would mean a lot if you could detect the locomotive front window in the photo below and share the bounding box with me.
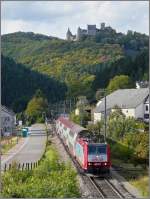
[88,145,96,155]
[88,145,106,155]
[97,146,106,154]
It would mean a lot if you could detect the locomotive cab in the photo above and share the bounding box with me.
[87,143,111,174]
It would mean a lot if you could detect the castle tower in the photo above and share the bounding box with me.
[101,22,105,30]
[87,25,96,35]
[66,28,73,41]
[76,27,81,41]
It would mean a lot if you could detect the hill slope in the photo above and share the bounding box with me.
[2,31,149,99]
[2,55,67,112]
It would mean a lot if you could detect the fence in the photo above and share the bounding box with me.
[3,160,40,172]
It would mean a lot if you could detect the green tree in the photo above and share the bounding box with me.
[70,109,90,127]
[108,107,137,139]
[95,89,105,101]
[76,96,89,108]
[107,75,134,94]
[25,89,48,124]
[87,121,104,142]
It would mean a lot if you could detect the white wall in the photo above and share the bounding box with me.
[1,110,15,135]
[135,103,144,119]
[111,108,135,118]
[94,112,102,124]
[75,108,80,116]
[122,108,135,118]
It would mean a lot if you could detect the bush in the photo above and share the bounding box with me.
[110,141,133,162]
[2,145,80,198]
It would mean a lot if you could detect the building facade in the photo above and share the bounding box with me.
[93,88,149,124]
[1,105,16,136]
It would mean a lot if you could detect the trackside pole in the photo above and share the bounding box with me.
[104,95,107,142]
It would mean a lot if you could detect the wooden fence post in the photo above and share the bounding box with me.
[4,164,7,171]
[31,162,32,170]
[18,163,20,170]
[28,163,29,170]
[9,164,11,170]
[26,163,28,170]
[22,163,24,171]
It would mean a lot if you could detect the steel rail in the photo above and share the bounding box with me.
[104,178,124,198]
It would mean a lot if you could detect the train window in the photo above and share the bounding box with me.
[97,146,106,154]
[88,145,106,155]
[88,145,96,155]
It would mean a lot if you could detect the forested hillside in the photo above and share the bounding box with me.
[2,30,149,108]
[1,55,67,112]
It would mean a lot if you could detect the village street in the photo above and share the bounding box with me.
[1,124,47,170]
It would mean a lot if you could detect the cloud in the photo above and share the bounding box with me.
[1,1,149,38]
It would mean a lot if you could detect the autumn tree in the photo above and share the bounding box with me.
[107,107,137,139]
[107,75,134,94]
[25,89,48,124]
[87,121,104,142]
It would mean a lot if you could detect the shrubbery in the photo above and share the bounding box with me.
[2,145,80,198]
[107,109,148,167]
[91,108,148,167]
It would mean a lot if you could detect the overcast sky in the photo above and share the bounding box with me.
[1,1,149,39]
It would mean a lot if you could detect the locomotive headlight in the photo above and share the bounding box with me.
[104,163,107,165]
[88,163,92,166]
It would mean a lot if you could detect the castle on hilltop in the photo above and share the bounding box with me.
[66,23,116,41]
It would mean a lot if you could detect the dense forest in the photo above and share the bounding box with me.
[1,55,67,112]
[2,30,149,112]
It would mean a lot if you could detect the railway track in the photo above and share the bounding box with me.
[89,176,129,198]
[53,124,136,198]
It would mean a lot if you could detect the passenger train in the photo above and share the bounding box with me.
[56,116,111,174]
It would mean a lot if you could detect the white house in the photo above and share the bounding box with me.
[1,105,16,136]
[94,88,149,124]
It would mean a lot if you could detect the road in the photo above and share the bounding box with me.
[1,123,47,169]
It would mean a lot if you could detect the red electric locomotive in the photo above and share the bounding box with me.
[56,116,111,174]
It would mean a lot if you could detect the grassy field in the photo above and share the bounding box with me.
[2,141,80,198]
[112,158,149,197]
[2,137,20,154]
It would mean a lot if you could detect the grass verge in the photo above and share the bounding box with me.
[2,137,20,154]
[112,158,149,197]
[2,141,80,198]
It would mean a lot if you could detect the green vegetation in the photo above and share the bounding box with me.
[87,108,148,196]
[130,176,149,197]
[2,137,20,154]
[70,110,90,127]
[25,89,48,125]
[107,75,134,94]
[107,109,148,166]
[2,55,67,113]
[111,158,148,197]
[87,121,104,142]
[70,96,91,126]
[2,144,80,198]
[2,31,149,106]
[106,109,149,197]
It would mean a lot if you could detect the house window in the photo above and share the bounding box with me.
[144,114,149,119]
[145,105,149,111]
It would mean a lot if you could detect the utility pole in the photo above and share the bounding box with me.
[98,89,107,142]
[104,94,107,142]
[64,100,66,115]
